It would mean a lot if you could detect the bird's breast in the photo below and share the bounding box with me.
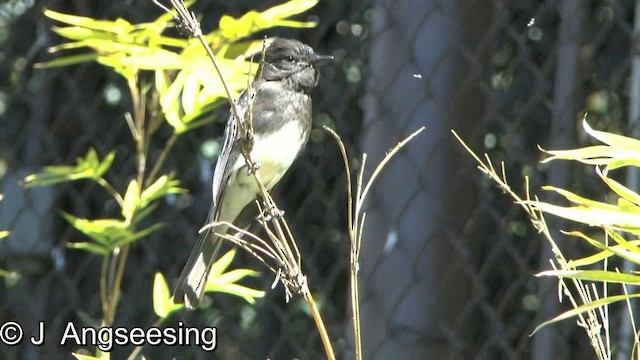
[248,120,306,190]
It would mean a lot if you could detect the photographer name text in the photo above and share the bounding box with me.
[0,321,217,351]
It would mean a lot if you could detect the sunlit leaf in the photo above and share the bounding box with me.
[583,119,640,154]
[67,242,108,255]
[140,175,185,209]
[541,186,619,211]
[218,0,319,40]
[531,293,640,336]
[568,241,640,268]
[122,180,140,222]
[537,269,640,284]
[563,230,640,265]
[525,200,640,229]
[24,148,115,187]
[204,249,265,304]
[45,9,133,33]
[72,353,101,360]
[153,272,183,318]
[62,213,162,248]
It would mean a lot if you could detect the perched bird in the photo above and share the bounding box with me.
[174,38,332,309]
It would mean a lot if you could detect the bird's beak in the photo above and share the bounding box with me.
[308,53,334,65]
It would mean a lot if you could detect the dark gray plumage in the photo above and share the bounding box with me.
[173,38,332,309]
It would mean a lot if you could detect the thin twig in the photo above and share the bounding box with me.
[146,133,178,186]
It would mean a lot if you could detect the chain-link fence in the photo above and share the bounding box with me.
[1,0,637,358]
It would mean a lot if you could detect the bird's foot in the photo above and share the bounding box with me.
[258,205,284,222]
[246,161,261,175]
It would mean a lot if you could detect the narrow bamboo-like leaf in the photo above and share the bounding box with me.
[44,9,132,34]
[563,230,640,265]
[608,158,640,170]
[606,229,640,256]
[596,167,640,207]
[541,145,622,164]
[536,269,640,284]
[569,240,640,267]
[542,186,619,211]
[583,119,640,154]
[531,293,640,335]
[525,200,640,228]
[34,53,100,68]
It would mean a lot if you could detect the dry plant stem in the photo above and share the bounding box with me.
[325,126,425,360]
[325,127,361,359]
[104,244,131,326]
[303,284,336,360]
[451,130,608,359]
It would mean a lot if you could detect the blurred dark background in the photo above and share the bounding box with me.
[0,0,636,358]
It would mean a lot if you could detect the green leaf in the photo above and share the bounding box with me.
[568,240,640,267]
[203,249,265,304]
[111,223,163,247]
[140,175,185,210]
[121,180,140,222]
[531,293,640,336]
[537,269,640,284]
[62,213,161,248]
[34,53,100,69]
[583,119,640,154]
[563,230,640,265]
[24,148,115,187]
[67,242,108,255]
[45,9,133,33]
[218,0,319,40]
[72,353,101,360]
[153,272,183,318]
[0,231,8,240]
[524,200,640,230]
[541,186,619,211]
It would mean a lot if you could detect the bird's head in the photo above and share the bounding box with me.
[257,38,333,92]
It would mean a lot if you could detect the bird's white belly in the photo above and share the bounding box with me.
[220,121,305,222]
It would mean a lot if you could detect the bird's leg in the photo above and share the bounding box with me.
[245,160,260,175]
[257,201,284,222]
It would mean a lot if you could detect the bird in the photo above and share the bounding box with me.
[173,38,332,309]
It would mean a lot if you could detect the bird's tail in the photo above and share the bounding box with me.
[173,223,227,309]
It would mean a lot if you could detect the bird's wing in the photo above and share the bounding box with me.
[210,88,252,221]
[172,89,251,308]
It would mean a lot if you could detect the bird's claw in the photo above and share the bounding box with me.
[246,161,261,175]
[258,206,284,222]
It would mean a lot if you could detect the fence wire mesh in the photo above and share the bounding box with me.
[0,0,637,358]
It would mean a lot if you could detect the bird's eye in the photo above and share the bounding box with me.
[283,55,295,63]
